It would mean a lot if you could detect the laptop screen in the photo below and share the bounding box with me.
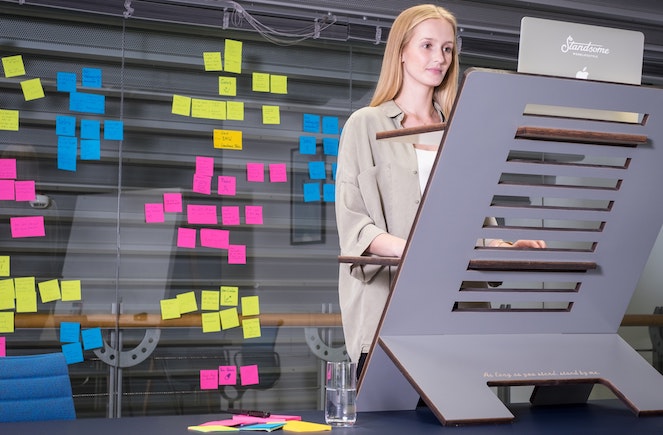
[517,17,644,85]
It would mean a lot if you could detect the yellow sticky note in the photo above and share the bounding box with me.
[241,295,260,316]
[201,311,221,333]
[61,280,82,301]
[160,298,181,320]
[172,94,192,116]
[0,256,9,276]
[270,75,287,94]
[38,278,61,303]
[218,77,236,96]
[282,420,331,432]
[220,286,238,306]
[192,98,226,120]
[213,129,242,150]
[201,290,220,311]
[224,39,243,74]
[2,55,26,78]
[226,101,244,121]
[21,78,45,101]
[15,277,37,313]
[177,291,198,314]
[0,311,15,333]
[0,279,15,310]
[252,72,270,92]
[242,317,261,339]
[220,307,240,330]
[0,109,19,131]
[203,51,223,71]
[193,426,238,433]
[262,105,280,125]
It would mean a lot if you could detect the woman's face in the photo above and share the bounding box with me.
[400,18,455,91]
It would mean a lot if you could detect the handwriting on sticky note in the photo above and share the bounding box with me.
[220,286,238,306]
[160,298,181,320]
[246,163,264,182]
[193,174,212,195]
[244,206,263,225]
[145,203,165,223]
[56,71,77,92]
[0,109,19,131]
[219,366,237,385]
[201,312,221,333]
[201,290,220,311]
[228,245,246,265]
[21,78,45,101]
[61,280,82,301]
[0,256,9,277]
[213,129,242,150]
[0,312,15,333]
[195,156,214,176]
[200,369,219,390]
[226,101,244,121]
[177,291,198,314]
[0,158,17,179]
[270,75,287,94]
[242,317,261,340]
[269,163,287,182]
[221,206,240,226]
[240,364,259,385]
[203,52,223,71]
[163,192,183,213]
[241,295,260,316]
[187,204,218,225]
[224,39,243,74]
[218,76,236,96]
[252,72,270,92]
[220,307,240,329]
[15,180,36,202]
[82,67,102,88]
[262,105,280,124]
[172,94,192,116]
[10,216,45,238]
[192,98,226,120]
[2,55,26,77]
[38,278,61,303]
[217,176,236,196]
[200,228,230,249]
[0,180,15,200]
[0,279,15,310]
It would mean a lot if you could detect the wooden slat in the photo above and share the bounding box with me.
[338,255,400,267]
[516,126,648,146]
[375,123,446,140]
[468,259,597,272]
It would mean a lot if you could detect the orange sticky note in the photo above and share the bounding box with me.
[213,129,242,150]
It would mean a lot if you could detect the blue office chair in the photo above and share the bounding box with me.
[0,352,76,422]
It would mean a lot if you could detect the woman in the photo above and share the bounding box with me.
[335,4,544,372]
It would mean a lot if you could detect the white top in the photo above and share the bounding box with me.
[415,147,437,194]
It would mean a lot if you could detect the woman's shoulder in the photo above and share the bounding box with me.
[347,101,400,124]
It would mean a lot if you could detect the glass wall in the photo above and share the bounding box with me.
[0,2,383,417]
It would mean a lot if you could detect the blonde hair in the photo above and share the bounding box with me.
[370,4,459,119]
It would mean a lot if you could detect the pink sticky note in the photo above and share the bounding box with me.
[14,180,36,202]
[144,203,165,223]
[195,156,214,177]
[200,228,230,249]
[177,227,197,248]
[0,180,15,200]
[245,205,263,225]
[240,364,259,386]
[246,163,265,182]
[218,365,237,385]
[221,206,240,226]
[228,244,246,264]
[0,336,5,357]
[0,159,17,179]
[192,174,212,195]
[200,369,219,390]
[10,216,45,238]
[217,176,236,196]
[269,163,287,182]
[187,204,218,225]
[163,192,183,213]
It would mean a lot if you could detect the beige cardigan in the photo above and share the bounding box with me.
[335,100,429,362]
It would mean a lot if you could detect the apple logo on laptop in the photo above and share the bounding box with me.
[576,67,589,79]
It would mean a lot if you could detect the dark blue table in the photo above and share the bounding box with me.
[2,401,663,434]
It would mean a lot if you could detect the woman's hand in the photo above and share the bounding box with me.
[500,240,547,249]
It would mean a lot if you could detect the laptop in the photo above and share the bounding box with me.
[518,17,644,85]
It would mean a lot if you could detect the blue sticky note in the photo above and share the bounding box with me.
[322,137,339,156]
[331,163,337,180]
[80,139,101,160]
[58,136,78,172]
[323,183,336,202]
[60,321,81,343]
[302,113,320,133]
[104,120,124,140]
[70,92,105,115]
[308,161,326,180]
[299,136,317,155]
[82,67,102,88]
[322,116,339,135]
[62,342,84,364]
[56,72,77,92]
[80,119,100,139]
[55,115,76,137]
[81,327,104,350]
[303,182,321,202]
